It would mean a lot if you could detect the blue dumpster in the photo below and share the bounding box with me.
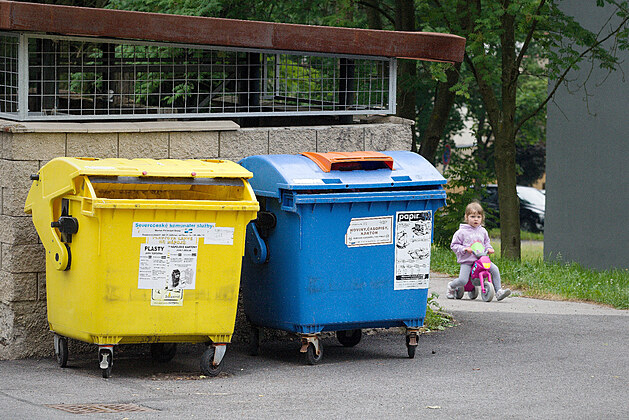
[240,151,446,364]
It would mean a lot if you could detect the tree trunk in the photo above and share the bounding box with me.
[362,0,383,30]
[494,130,521,259]
[394,0,417,150]
[418,63,461,164]
[472,67,522,260]
[466,0,521,259]
[496,0,521,260]
[418,0,471,163]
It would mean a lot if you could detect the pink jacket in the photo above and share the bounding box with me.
[450,223,494,264]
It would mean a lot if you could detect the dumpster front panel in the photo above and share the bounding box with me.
[46,201,256,344]
[241,151,447,334]
[242,190,445,333]
[29,158,258,345]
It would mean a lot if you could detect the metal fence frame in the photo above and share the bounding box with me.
[0,32,20,117]
[0,32,396,121]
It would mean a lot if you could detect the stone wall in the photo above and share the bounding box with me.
[0,118,413,359]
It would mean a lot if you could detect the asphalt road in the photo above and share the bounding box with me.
[1,273,627,419]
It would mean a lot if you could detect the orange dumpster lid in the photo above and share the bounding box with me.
[301,151,394,172]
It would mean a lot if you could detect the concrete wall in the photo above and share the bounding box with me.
[545,1,628,270]
[0,118,413,359]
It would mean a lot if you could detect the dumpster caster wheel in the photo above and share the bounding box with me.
[305,342,323,365]
[407,343,416,359]
[201,346,224,377]
[481,281,495,302]
[468,286,479,300]
[406,333,418,359]
[99,348,113,378]
[455,287,464,299]
[336,329,362,347]
[54,335,68,368]
[249,326,260,356]
[150,343,177,363]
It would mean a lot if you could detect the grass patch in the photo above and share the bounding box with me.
[424,292,455,331]
[431,244,629,310]
[491,239,543,260]
[488,228,544,241]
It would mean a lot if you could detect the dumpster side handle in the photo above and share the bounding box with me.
[245,223,268,264]
[245,211,276,264]
[25,179,75,271]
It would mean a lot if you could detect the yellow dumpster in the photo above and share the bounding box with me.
[25,157,258,377]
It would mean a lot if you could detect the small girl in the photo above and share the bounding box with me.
[447,202,511,301]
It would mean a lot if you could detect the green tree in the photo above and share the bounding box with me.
[460,0,628,259]
[102,0,629,259]
[417,0,627,259]
[107,0,362,24]
[441,45,548,188]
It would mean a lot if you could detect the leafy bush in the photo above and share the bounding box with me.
[433,151,495,247]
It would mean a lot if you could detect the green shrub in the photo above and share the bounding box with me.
[433,150,495,247]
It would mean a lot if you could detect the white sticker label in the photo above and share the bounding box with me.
[138,237,198,290]
[151,289,183,306]
[133,222,215,238]
[345,216,393,247]
[394,211,432,290]
[132,222,234,245]
[204,227,234,245]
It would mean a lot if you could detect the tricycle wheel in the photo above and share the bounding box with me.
[468,286,479,300]
[249,326,260,356]
[305,342,323,365]
[405,335,417,359]
[336,329,362,347]
[481,281,495,302]
[150,343,177,363]
[200,346,224,377]
[455,287,464,299]
[54,335,68,368]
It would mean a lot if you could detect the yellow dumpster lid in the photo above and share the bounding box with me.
[46,157,253,179]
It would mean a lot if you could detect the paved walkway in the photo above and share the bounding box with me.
[430,271,626,316]
[0,272,627,419]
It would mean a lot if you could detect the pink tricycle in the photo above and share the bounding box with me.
[455,241,496,302]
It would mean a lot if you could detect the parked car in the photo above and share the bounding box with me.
[483,185,545,233]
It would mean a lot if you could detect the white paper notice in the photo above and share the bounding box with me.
[394,211,432,290]
[204,227,234,245]
[345,216,394,247]
[138,237,198,290]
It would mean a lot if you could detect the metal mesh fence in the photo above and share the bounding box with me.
[0,33,394,121]
[0,33,19,115]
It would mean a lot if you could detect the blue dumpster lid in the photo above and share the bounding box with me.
[239,151,446,198]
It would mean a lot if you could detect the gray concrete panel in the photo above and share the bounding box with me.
[545,0,628,270]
